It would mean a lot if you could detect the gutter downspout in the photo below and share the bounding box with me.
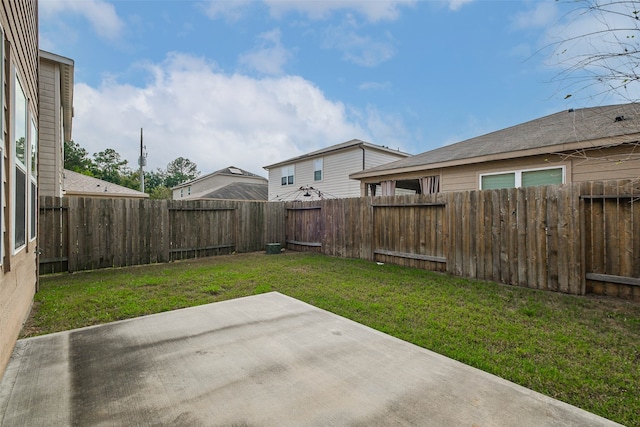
[359,143,368,196]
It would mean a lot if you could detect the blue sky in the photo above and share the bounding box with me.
[38,0,620,177]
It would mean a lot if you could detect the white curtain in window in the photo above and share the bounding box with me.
[419,175,440,194]
[381,180,396,196]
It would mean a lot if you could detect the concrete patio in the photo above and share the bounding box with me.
[0,292,622,426]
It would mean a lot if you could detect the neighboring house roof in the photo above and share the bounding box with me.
[263,139,410,170]
[172,166,266,189]
[351,103,640,179]
[63,169,149,198]
[40,50,74,142]
[197,182,268,201]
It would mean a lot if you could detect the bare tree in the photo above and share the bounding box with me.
[550,0,640,102]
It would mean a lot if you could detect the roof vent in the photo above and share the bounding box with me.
[568,108,574,112]
[615,115,625,122]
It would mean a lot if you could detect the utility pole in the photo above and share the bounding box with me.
[139,128,146,193]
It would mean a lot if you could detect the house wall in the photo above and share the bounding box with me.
[359,144,640,195]
[571,144,640,182]
[268,147,407,201]
[0,0,39,378]
[440,155,571,192]
[173,174,266,200]
[38,58,63,197]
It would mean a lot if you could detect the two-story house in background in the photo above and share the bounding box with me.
[263,139,411,201]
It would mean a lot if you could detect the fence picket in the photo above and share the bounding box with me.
[38,179,639,299]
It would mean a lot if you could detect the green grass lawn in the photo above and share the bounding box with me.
[26,252,640,426]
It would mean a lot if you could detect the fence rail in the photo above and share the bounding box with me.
[39,179,639,299]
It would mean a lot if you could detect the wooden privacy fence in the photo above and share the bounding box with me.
[39,197,285,274]
[283,180,639,299]
[39,179,639,299]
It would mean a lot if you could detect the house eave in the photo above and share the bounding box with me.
[263,140,410,170]
[40,50,74,142]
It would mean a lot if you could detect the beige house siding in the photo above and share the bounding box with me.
[0,0,40,378]
[571,145,640,182]
[38,59,63,197]
[365,148,406,169]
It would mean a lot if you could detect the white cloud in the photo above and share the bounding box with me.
[263,0,416,22]
[40,0,124,41]
[323,22,396,67]
[238,29,293,75]
[200,0,252,22]
[513,2,558,30]
[71,53,410,177]
[447,0,474,12]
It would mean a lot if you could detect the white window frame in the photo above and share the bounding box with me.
[479,165,565,190]
[13,69,28,253]
[313,158,323,182]
[0,25,4,261]
[187,186,191,195]
[281,165,294,186]
[29,117,37,242]
[180,188,184,198]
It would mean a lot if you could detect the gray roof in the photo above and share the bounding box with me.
[173,166,266,189]
[263,139,410,170]
[63,169,149,198]
[198,182,268,201]
[351,103,640,178]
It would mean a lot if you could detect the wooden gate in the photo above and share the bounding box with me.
[285,206,322,252]
[372,202,447,272]
[582,180,640,299]
[169,202,237,261]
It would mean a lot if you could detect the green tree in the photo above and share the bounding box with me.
[64,140,94,173]
[92,148,131,185]
[165,157,199,188]
[144,168,168,192]
[149,186,172,200]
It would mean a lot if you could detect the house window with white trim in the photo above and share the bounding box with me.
[29,118,37,241]
[480,166,564,190]
[0,27,4,260]
[14,71,27,251]
[281,165,294,186]
[29,118,38,241]
[313,158,323,181]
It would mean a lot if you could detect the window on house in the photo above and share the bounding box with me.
[314,158,323,181]
[14,72,27,251]
[281,165,294,186]
[29,119,37,241]
[188,186,191,195]
[180,188,184,198]
[480,166,564,190]
[0,27,3,260]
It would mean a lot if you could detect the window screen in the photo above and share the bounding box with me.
[15,168,26,249]
[522,168,563,187]
[314,158,322,181]
[481,172,515,190]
